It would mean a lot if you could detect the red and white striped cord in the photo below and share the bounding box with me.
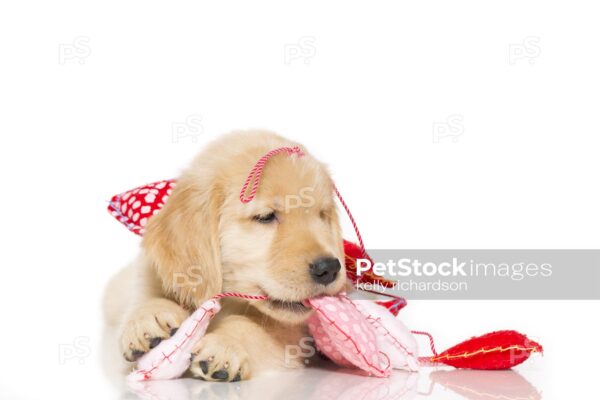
[334,184,367,258]
[238,146,368,258]
[211,292,268,301]
[239,146,305,203]
[411,330,440,365]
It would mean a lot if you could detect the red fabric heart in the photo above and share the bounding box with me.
[107,180,175,236]
[431,330,543,370]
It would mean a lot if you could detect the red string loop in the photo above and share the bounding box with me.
[238,147,368,258]
[211,292,269,301]
[239,146,305,203]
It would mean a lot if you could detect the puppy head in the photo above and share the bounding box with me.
[143,132,346,324]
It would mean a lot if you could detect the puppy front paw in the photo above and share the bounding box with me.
[120,299,189,362]
[189,333,250,382]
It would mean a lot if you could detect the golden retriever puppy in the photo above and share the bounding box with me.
[103,130,347,381]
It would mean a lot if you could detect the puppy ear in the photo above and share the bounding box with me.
[143,177,223,306]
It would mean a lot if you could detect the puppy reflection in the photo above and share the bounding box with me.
[124,368,419,400]
[429,369,542,400]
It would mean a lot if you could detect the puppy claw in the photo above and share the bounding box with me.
[123,349,146,362]
[120,300,189,363]
[149,337,162,349]
[211,369,229,381]
[199,360,209,374]
[189,333,250,382]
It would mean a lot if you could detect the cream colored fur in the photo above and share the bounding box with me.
[103,130,347,381]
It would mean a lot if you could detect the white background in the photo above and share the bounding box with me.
[0,1,598,399]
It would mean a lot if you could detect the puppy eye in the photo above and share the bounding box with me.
[319,210,328,220]
[253,212,277,224]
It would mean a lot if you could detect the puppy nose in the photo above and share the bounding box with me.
[309,257,341,285]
